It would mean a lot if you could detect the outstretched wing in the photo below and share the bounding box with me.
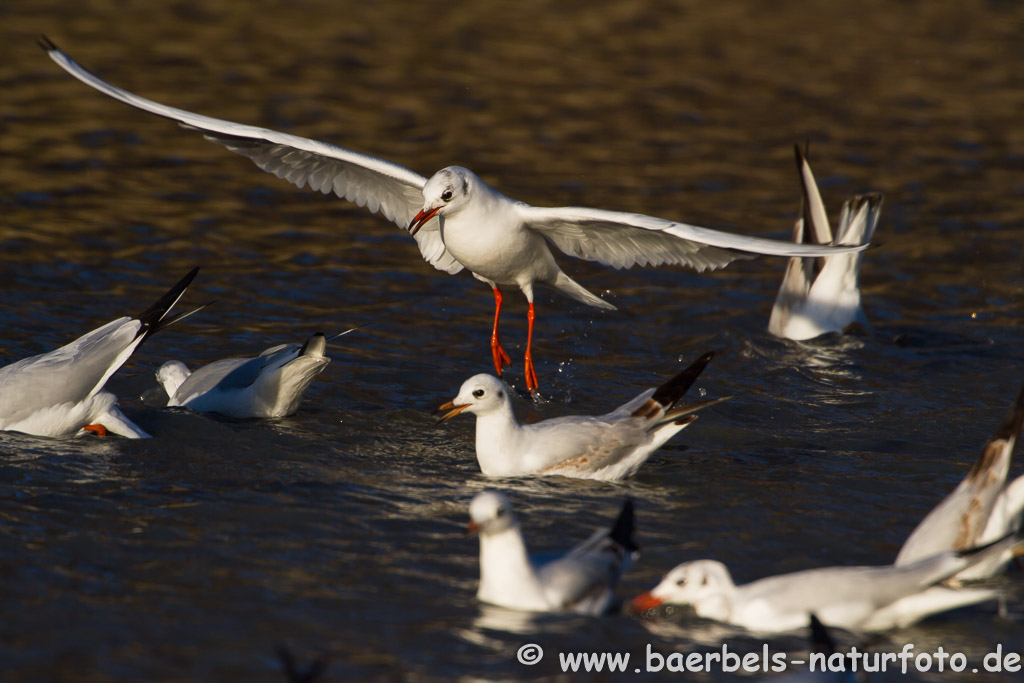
[518,204,868,272]
[42,39,463,275]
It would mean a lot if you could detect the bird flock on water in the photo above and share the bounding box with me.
[1,38,1021,666]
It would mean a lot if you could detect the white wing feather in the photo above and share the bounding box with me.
[519,205,867,272]
[44,44,463,275]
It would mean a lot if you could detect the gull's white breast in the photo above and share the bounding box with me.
[440,196,560,288]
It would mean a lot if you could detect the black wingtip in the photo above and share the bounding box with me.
[135,267,201,343]
[650,351,715,409]
[956,525,1024,561]
[808,614,836,655]
[793,141,812,169]
[993,382,1024,444]
[609,499,639,553]
[37,35,58,52]
[277,646,327,683]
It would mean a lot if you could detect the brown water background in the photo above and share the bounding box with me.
[2,0,1024,680]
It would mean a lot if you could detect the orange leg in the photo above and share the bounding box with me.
[490,287,512,375]
[524,302,539,392]
[83,424,108,437]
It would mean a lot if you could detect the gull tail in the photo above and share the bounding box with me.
[552,271,617,311]
[299,332,328,358]
[609,499,639,553]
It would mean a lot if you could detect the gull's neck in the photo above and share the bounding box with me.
[477,524,549,611]
[473,400,526,477]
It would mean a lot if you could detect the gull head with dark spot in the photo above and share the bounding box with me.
[630,560,735,616]
[436,374,509,424]
[409,167,475,235]
[467,490,517,535]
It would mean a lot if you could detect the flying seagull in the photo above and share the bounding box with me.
[42,39,867,391]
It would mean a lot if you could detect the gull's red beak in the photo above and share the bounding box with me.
[436,400,471,424]
[629,591,664,613]
[466,520,481,535]
[409,206,442,235]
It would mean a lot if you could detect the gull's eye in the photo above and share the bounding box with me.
[495,507,507,518]
[676,577,687,587]
[473,389,485,398]
[441,189,454,202]
[701,576,709,586]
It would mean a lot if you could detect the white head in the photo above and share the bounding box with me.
[408,166,478,234]
[436,374,511,422]
[630,560,736,620]
[467,490,518,535]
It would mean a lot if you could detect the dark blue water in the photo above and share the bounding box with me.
[2,1,1023,680]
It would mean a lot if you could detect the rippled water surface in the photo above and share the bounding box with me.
[2,1,1024,680]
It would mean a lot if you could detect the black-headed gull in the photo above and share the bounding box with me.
[0,268,204,439]
[768,147,881,341]
[156,331,350,419]
[437,352,726,479]
[895,383,1024,581]
[42,40,867,392]
[629,532,1022,633]
[468,491,637,614]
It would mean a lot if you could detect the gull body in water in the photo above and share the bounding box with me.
[0,268,204,438]
[437,352,726,479]
[469,491,637,615]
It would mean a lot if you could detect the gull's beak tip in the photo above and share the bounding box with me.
[409,206,441,235]
[628,591,664,614]
[435,400,471,424]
